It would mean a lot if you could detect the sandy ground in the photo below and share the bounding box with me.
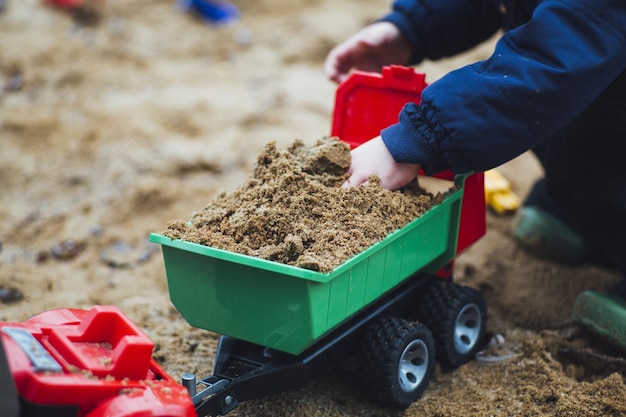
[1,1,625,416]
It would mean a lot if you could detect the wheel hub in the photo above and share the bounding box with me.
[398,339,429,392]
[454,303,481,354]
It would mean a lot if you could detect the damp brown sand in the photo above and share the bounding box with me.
[162,137,445,272]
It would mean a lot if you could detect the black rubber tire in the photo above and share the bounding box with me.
[416,280,487,369]
[357,316,435,408]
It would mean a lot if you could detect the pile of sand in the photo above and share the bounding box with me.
[163,137,443,272]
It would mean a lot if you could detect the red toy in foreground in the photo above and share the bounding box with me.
[1,305,195,417]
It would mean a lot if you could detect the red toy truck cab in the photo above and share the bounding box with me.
[0,305,195,417]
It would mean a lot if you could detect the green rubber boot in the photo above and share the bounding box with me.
[512,206,593,265]
[572,290,626,352]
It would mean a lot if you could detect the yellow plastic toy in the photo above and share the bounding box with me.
[484,169,521,214]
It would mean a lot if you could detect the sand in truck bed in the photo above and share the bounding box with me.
[162,137,446,272]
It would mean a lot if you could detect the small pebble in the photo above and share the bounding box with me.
[0,287,23,304]
[51,240,86,260]
[99,240,157,268]
[4,74,23,92]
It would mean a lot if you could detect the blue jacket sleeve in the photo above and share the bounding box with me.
[381,0,502,64]
[382,0,626,175]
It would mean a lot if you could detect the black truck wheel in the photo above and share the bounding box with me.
[357,316,435,408]
[416,280,487,369]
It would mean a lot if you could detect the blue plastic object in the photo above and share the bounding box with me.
[177,0,239,25]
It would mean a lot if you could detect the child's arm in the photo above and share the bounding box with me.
[325,0,501,83]
[382,0,501,64]
[381,0,626,176]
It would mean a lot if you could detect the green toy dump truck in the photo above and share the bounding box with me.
[150,66,489,416]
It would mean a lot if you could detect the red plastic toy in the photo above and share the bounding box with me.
[1,305,195,417]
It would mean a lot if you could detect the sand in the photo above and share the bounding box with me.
[162,137,443,272]
[1,0,625,416]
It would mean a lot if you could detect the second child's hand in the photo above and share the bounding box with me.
[324,22,412,84]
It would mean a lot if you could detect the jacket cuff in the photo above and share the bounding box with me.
[380,104,449,175]
[379,12,425,65]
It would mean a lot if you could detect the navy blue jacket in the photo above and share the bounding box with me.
[380,0,626,175]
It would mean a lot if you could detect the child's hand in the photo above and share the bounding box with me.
[342,136,420,190]
[325,22,412,83]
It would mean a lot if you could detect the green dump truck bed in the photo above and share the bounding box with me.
[149,174,465,355]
